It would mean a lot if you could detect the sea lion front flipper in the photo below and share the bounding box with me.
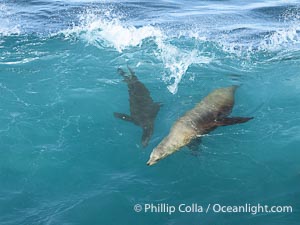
[127,65,136,77]
[114,112,134,122]
[187,137,202,151]
[216,117,253,126]
[117,68,131,83]
[156,102,163,107]
[117,68,127,77]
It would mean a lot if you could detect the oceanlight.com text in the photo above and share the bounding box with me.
[133,203,293,215]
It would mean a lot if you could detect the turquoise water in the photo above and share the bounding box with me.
[0,0,300,224]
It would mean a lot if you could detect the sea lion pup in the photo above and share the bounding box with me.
[114,66,161,147]
[147,86,253,165]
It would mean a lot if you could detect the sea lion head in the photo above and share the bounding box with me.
[147,145,170,166]
[146,137,176,166]
[147,126,193,165]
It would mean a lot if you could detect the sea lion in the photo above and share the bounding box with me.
[147,86,253,165]
[114,66,161,147]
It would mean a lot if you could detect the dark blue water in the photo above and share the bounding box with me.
[0,0,300,224]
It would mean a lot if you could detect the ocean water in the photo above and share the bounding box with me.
[0,0,300,224]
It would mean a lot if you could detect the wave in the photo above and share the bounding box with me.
[56,5,300,93]
[63,10,163,52]
[0,3,21,36]
[2,2,300,93]
[0,57,39,65]
[260,8,300,51]
[155,40,212,93]
[261,27,299,51]
[60,8,212,94]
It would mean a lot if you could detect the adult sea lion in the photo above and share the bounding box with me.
[147,86,253,165]
[114,66,161,147]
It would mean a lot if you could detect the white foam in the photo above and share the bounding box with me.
[62,10,163,52]
[215,22,299,60]
[261,27,299,51]
[0,3,20,36]
[172,0,300,16]
[155,39,211,94]
[0,57,39,65]
[60,9,212,94]
[260,10,300,51]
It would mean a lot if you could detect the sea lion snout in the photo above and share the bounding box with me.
[147,143,171,166]
[146,156,159,166]
[146,160,155,166]
[147,151,158,166]
[146,146,161,166]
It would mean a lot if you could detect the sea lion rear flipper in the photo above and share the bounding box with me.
[216,117,253,126]
[141,130,150,148]
[114,112,134,122]
[152,102,162,114]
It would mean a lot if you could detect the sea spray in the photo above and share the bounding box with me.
[60,8,211,94]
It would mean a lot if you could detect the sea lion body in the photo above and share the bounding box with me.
[114,67,161,147]
[147,86,253,165]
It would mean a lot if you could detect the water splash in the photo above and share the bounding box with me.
[58,5,300,93]
[155,39,211,93]
[260,8,300,51]
[61,8,212,94]
[61,8,163,52]
[0,3,20,36]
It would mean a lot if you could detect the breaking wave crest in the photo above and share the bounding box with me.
[2,3,299,93]
[60,8,211,94]
[261,8,300,51]
[0,3,20,36]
